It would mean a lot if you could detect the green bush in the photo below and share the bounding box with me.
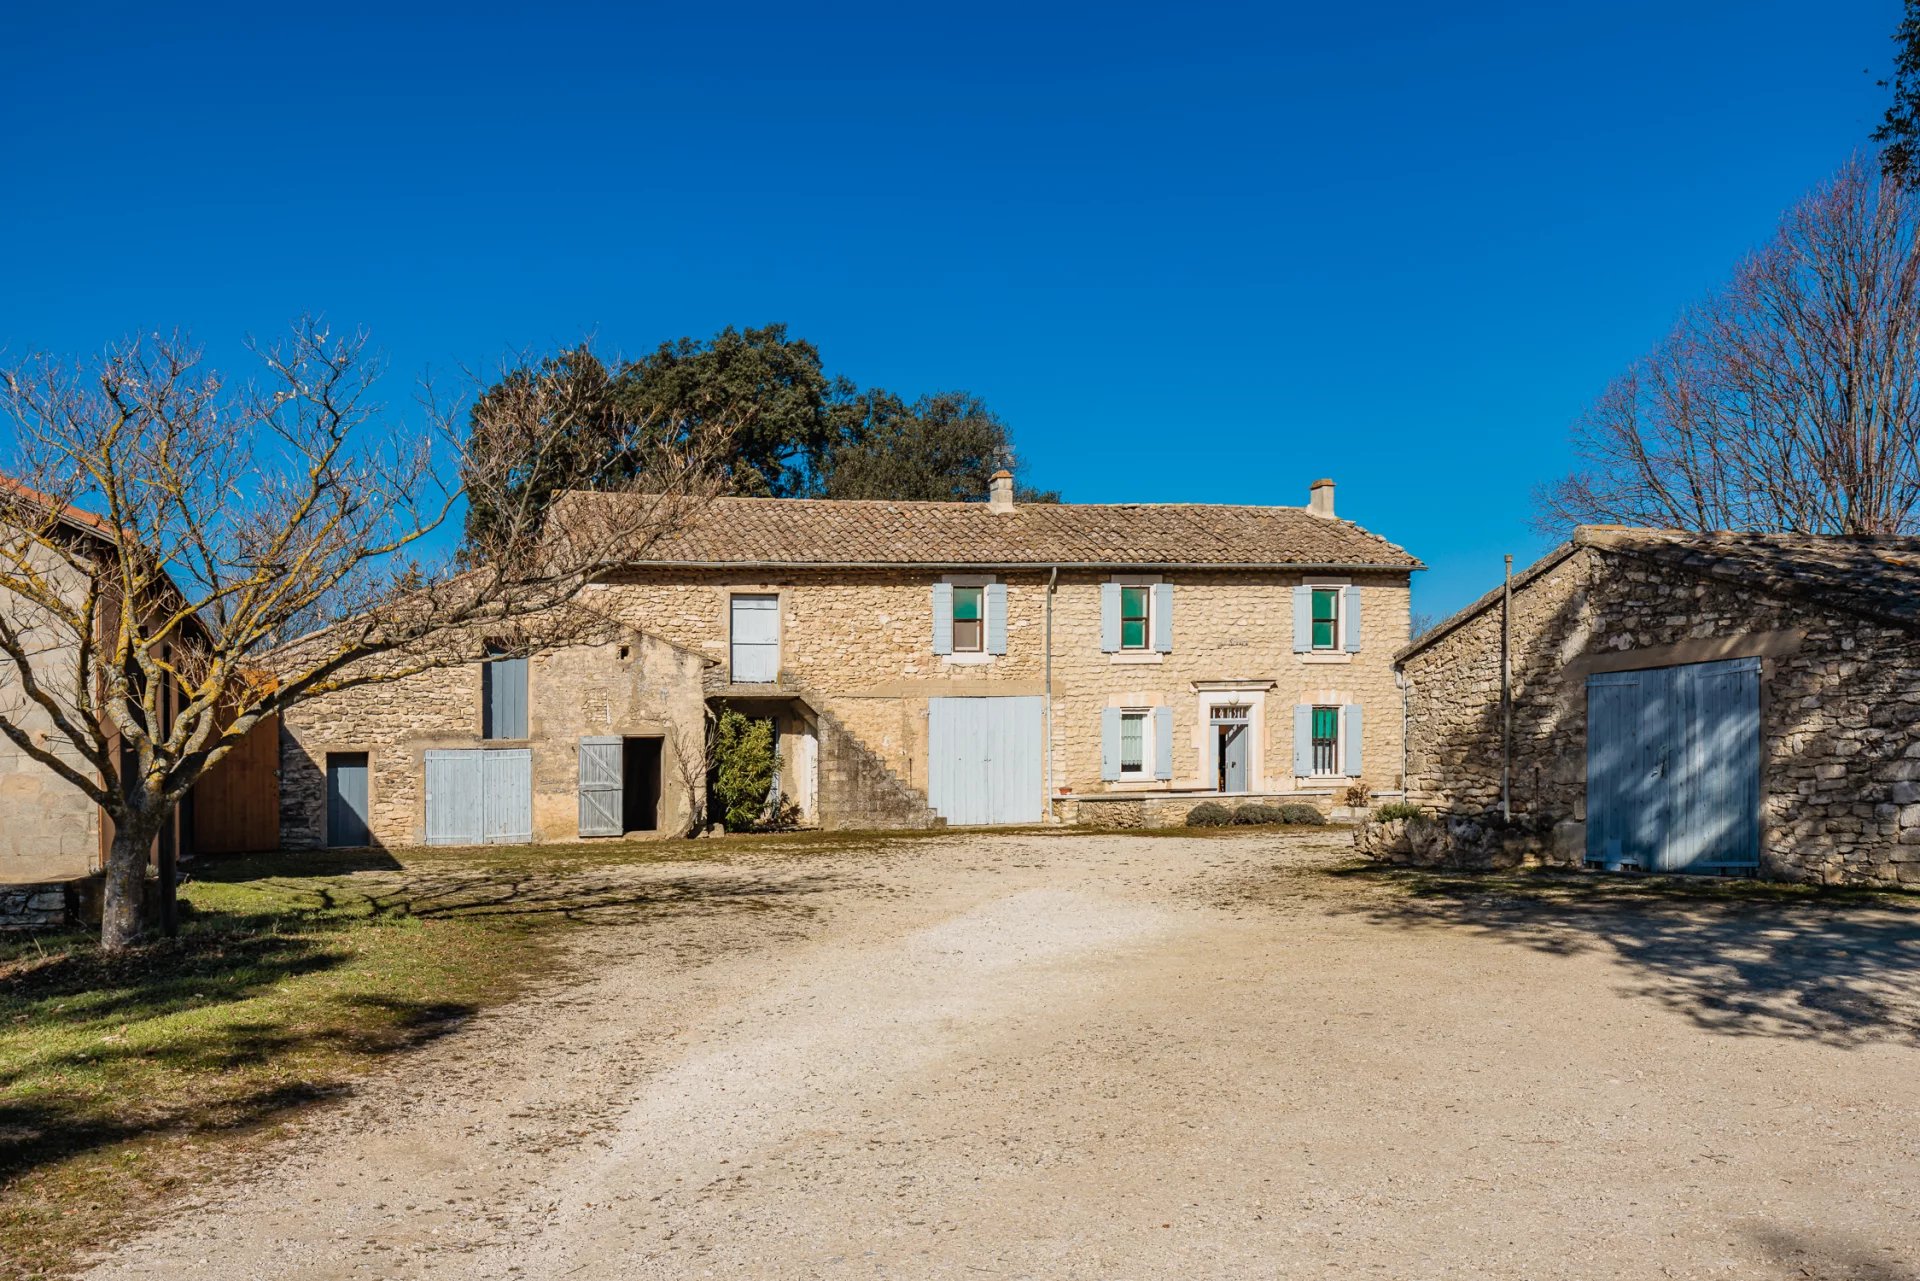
[1278,802,1327,825]
[1373,800,1424,823]
[1231,803,1288,826]
[711,708,781,831]
[1184,801,1234,827]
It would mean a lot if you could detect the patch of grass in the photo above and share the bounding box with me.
[0,840,717,1281]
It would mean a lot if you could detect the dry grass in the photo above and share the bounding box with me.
[0,838,742,1281]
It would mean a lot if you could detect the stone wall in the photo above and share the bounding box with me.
[1399,543,1920,886]
[0,882,73,929]
[597,565,1412,819]
[0,546,102,881]
[280,627,709,849]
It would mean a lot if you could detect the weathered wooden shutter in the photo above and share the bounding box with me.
[1343,586,1363,652]
[1153,706,1174,779]
[1293,704,1313,775]
[484,657,528,739]
[1152,582,1173,653]
[931,582,953,656]
[1342,704,1363,776]
[1100,707,1122,780]
[578,737,623,837]
[1100,582,1122,652]
[986,581,1008,655]
[729,595,781,682]
[1292,586,1312,653]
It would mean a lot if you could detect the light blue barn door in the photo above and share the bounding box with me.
[326,753,370,847]
[426,748,533,846]
[1586,657,1760,873]
[927,696,1043,825]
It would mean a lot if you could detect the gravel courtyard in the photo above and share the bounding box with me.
[81,831,1920,1281]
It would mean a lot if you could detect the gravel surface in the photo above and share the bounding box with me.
[80,832,1920,1280]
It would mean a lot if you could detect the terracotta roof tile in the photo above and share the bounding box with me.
[566,493,1422,570]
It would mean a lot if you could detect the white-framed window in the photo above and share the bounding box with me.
[1310,587,1342,652]
[951,583,985,653]
[1118,709,1151,778]
[1310,705,1341,776]
[1119,584,1152,651]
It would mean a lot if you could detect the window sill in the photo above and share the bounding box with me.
[941,652,995,666]
[1301,652,1354,665]
[1108,651,1165,665]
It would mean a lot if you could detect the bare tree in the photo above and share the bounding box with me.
[1538,159,1920,537]
[0,320,725,950]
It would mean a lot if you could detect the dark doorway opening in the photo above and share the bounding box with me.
[622,737,663,833]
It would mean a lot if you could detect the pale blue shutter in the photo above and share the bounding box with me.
[1153,706,1174,779]
[1152,582,1173,653]
[1343,704,1364,776]
[931,582,953,656]
[484,657,527,739]
[1100,707,1122,780]
[1293,704,1313,775]
[1100,582,1121,652]
[1343,586,1363,653]
[1292,586,1312,653]
[986,581,1008,655]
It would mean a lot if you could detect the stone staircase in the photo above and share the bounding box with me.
[811,704,945,831]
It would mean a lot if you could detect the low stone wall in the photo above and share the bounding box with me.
[0,882,73,929]
[1353,811,1574,871]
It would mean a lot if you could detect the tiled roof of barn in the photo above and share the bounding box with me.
[1398,525,1920,664]
[562,492,1423,570]
[1584,526,1920,630]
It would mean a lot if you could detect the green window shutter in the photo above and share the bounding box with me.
[931,582,953,655]
[1152,582,1173,653]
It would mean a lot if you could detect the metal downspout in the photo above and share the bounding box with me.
[1045,565,1058,822]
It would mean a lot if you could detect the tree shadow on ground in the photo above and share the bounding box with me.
[1323,867,1920,1048]
[1744,1224,1918,1279]
[0,860,840,1191]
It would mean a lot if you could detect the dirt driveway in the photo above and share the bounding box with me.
[80,831,1920,1280]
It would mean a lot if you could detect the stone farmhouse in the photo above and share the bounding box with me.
[280,474,1421,848]
[1394,525,1920,888]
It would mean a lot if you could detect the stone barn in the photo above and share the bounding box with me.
[1392,526,1920,887]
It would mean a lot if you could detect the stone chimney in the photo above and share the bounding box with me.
[988,469,1015,514]
[1308,478,1336,519]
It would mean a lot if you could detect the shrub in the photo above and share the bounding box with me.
[1278,802,1326,825]
[711,707,781,831]
[1184,801,1234,827]
[1373,800,1424,823]
[1343,779,1373,807]
[1231,803,1288,826]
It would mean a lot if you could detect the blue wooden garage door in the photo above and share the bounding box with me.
[1586,656,1761,872]
[425,749,533,845]
[927,696,1044,826]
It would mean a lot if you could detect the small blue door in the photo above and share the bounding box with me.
[326,753,371,848]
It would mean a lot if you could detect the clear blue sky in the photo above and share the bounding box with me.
[0,1,1895,617]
